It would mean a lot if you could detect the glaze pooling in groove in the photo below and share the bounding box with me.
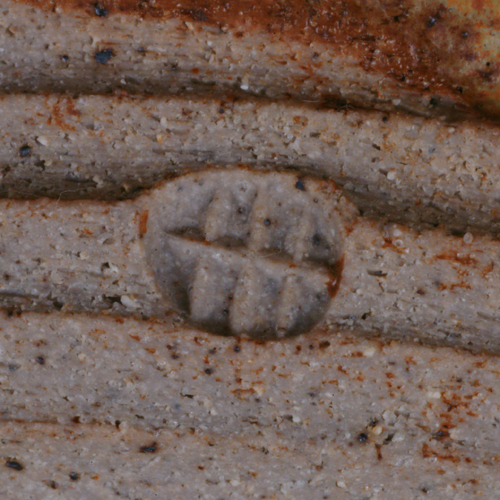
[143,170,344,339]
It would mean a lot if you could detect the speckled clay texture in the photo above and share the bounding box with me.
[0,0,471,119]
[1,313,500,499]
[2,0,500,496]
[1,95,500,234]
[2,169,500,351]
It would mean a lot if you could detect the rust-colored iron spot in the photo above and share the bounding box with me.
[66,99,81,118]
[381,237,406,254]
[327,256,344,298]
[433,426,452,441]
[422,443,461,463]
[337,364,349,375]
[47,97,80,130]
[442,392,472,412]
[433,251,478,266]
[48,100,76,131]
[482,262,494,277]
[138,209,149,238]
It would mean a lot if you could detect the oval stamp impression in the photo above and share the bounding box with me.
[143,170,343,339]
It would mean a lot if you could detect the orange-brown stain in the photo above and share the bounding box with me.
[47,98,79,131]
[65,98,81,118]
[327,256,344,298]
[422,443,461,463]
[138,209,149,237]
[481,262,494,277]
[433,251,478,267]
[337,364,349,375]
[16,0,500,119]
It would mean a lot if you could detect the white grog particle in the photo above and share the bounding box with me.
[362,346,377,357]
[463,232,474,244]
[36,136,49,146]
[427,390,442,399]
[121,295,139,309]
[393,432,405,442]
